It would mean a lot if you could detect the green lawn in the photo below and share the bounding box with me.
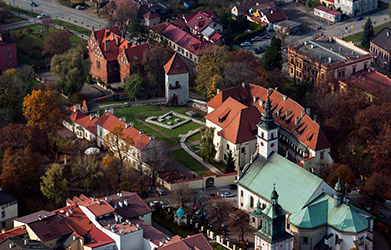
[343,21,391,48]
[10,24,81,67]
[152,213,195,238]
[4,4,38,17]
[4,14,25,23]
[168,149,212,176]
[52,19,91,36]
[210,242,229,250]
[187,132,201,143]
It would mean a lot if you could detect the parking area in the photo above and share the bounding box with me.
[238,35,275,58]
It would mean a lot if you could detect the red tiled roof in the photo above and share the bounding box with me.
[69,110,86,122]
[341,69,391,96]
[28,215,74,242]
[265,10,287,23]
[85,227,115,248]
[53,205,91,236]
[164,53,189,75]
[92,26,120,42]
[233,0,273,16]
[206,84,331,151]
[162,24,187,43]
[105,191,151,219]
[67,195,115,217]
[74,114,98,134]
[183,13,196,23]
[14,210,55,225]
[210,32,222,43]
[92,27,132,62]
[315,6,341,15]
[150,22,170,35]
[123,43,149,65]
[0,227,27,241]
[205,97,248,129]
[96,112,151,150]
[185,10,218,33]
[158,234,212,250]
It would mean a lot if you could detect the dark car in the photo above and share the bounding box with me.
[29,1,38,7]
[208,193,216,198]
[229,184,237,190]
[354,16,363,21]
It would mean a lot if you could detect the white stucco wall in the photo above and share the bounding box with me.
[165,72,189,105]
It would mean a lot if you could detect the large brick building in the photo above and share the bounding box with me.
[88,27,149,84]
[288,35,371,86]
[0,31,17,72]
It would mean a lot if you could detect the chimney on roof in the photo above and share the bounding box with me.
[387,31,390,37]
[23,239,28,246]
[217,88,220,94]
[124,199,128,206]
[9,243,14,248]
[66,212,69,217]
[304,41,307,45]
[306,108,311,116]
[275,87,278,91]
[105,40,111,52]
[282,95,287,101]
[90,114,95,120]
[313,114,317,121]
[116,37,119,46]
[295,117,299,125]
[119,116,126,122]
[328,57,332,63]
[285,110,290,117]
[311,44,314,49]
[1,229,5,233]
[301,110,305,118]
[242,82,246,88]
[259,100,264,107]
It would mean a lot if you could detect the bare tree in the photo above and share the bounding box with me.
[41,15,52,33]
[206,198,232,230]
[102,0,138,37]
[173,183,193,208]
[144,139,168,187]
[228,209,252,242]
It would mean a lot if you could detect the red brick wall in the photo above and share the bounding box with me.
[119,60,130,84]
[89,50,109,83]
[0,42,17,71]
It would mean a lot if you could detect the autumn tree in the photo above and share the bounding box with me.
[206,74,223,99]
[327,164,355,191]
[261,36,282,71]
[195,46,230,98]
[366,124,391,176]
[40,164,69,206]
[362,172,390,202]
[206,198,231,230]
[223,50,259,88]
[1,148,40,196]
[361,18,374,49]
[142,44,172,97]
[228,209,251,242]
[173,183,193,208]
[41,15,52,33]
[23,90,64,134]
[125,73,143,100]
[100,155,122,194]
[50,48,90,95]
[199,126,216,163]
[43,30,71,58]
[70,154,103,194]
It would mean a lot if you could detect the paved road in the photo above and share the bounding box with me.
[3,0,109,31]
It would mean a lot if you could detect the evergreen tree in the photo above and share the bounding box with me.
[125,74,143,100]
[225,149,235,173]
[261,36,282,71]
[361,18,374,49]
[199,126,216,163]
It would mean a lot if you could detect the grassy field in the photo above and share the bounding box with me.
[4,13,25,23]
[210,242,229,250]
[343,21,391,48]
[152,213,195,238]
[168,149,212,176]
[52,19,91,36]
[187,131,201,142]
[10,24,81,67]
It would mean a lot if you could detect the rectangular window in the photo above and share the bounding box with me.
[241,190,243,197]
[320,151,324,160]
[241,147,245,153]
[6,46,11,51]
[1,211,5,218]
[7,54,11,59]
[7,62,11,66]
[303,237,309,245]
[96,60,101,69]
[227,144,229,150]
[352,66,356,73]
[364,63,367,70]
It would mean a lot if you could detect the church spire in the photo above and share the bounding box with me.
[271,184,279,205]
[334,175,343,207]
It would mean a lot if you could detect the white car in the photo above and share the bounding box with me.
[37,13,46,19]
[220,192,235,198]
[149,200,163,207]
[240,41,251,47]
[75,5,85,9]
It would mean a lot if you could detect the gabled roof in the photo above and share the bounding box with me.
[27,215,74,242]
[144,11,160,20]
[14,211,55,225]
[210,32,222,43]
[74,114,98,134]
[185,10,218,33]
[341,69,391,97]
[0,227,27,242]
[150,22,170,34]
[371,27,391,51]
[264,10,287,23]
[0,190,16,206]
[164,53,189,75]
[122,43,149,65]
[67,195,115,218]
[0,238,51,250]
[289,193,370,233]
[132,219,168,246]
[205,97,248,129]
[233,0,273,16]
[104,191,151,219]
[237,153,329,214]
[207,84,331,151]
[158,234,212,250]
[162,24,187,43]
[96,112,151,150]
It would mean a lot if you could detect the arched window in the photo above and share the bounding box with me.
[250,196,254,208]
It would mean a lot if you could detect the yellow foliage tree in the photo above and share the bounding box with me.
[104,123,135,168]
[207,74,223,100]
[22,90,64,134]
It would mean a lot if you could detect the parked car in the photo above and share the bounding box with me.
[208,193,216,198]
[240,41,251,47]
[354,16,363,21]
[385,200,391,206]
[229,184,237,190]
[37,13,46,19]
[251,36,262,42]
[149,200,163,207]
[156,187,166,195]
[29,1,38,7]
[364,204,371,211]
[220,192,235,198]
[378,212,385,219]
[75,5,85,9]
[352,187,360,193]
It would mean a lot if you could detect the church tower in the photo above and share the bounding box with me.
[254,187,293,250]
[163,53,189,106]
[257,89,279,159]
[334,176,343,207]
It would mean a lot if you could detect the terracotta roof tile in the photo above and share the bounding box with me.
[150,22,170,34]
[265,10,287,23]
[27,215,74,242]
[74,114,98,134]
[158,234,212,250]
[122,43,149,65]
[0,227,27,241]
[185,10,218,33]
[210,32,222,43]
[205,97,248,129]
[315,6,341,15]
[144,11,160,19]
[14,211,55,225]
[132,219,168,246]
[164,53,189,75]
[206,84,331,151]
[96,112,151,150]
[104,191,151,219]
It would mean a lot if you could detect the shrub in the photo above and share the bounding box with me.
[85,73,92,84]
[165,213,174,222]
